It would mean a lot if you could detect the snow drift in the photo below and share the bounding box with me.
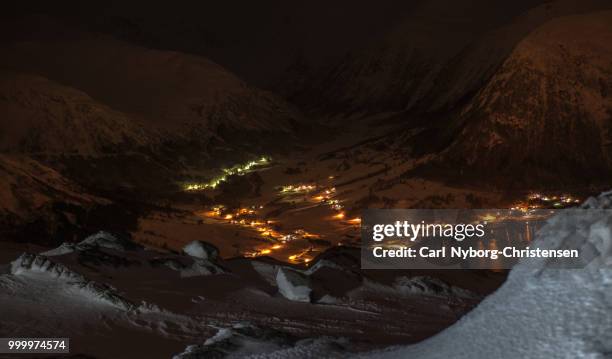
[10,252,136,310]
[361,191,612,359]
[173,324,347,359]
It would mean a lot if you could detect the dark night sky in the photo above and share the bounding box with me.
[3,0,552,87]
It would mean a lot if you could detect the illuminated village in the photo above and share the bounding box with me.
[180,155,585,264]
[510,193,581,211]
[182,157,364,264]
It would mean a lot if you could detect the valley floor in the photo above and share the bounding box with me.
[131,115,586,265]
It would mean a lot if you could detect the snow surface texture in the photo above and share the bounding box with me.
[251,261,279,286]
[173,324,347,359]
[181,191,612,358]
[10,253,135,310]
[179,258,224,278]
[41,231,142,256]
[250,259,341,286]
[41,233,224,278]
[360,191,612,359]
[2,251,214,353]
[252,257,472,305]
[354,276,476,300]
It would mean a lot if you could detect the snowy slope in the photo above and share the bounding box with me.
[0,231,487,358]
[442,10,612,184]
[167,190,612,358]
[284,0,612,114]
[0,16,303,147]
[358,191,612,359]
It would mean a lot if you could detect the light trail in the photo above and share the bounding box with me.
[193,172,361,262]
[199,202,323,260]
[280,184,316,194]
[183,157,270,191]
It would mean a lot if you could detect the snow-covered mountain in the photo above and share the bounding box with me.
[0,15,309,232]
[0,16,302,147]
[441,10,612,185]
[0,71,156,155]
[283,0,612,114]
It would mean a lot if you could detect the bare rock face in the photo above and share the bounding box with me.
[441,11,612,186]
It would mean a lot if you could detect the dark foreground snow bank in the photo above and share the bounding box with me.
[174,191,612,358]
